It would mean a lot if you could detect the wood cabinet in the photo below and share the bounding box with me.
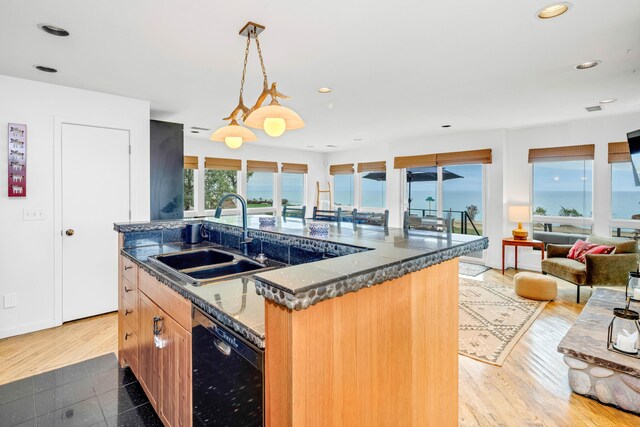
[118,234,192,427]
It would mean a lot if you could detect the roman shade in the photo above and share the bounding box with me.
[436,149,492,166]
[204,157,241,171]
[184,155,198,169]
[330,163,355,175]
[357,161,386,173]
[608,141,631,163]
[281,163,308,174]
[393,154,436,169]
[528,144,595,163]
[247,160,278,173]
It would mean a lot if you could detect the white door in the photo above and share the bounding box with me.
[62,123,130,322]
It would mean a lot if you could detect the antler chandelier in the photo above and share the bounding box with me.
[211,22,305,149]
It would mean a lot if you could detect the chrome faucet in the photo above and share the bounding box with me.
[214,193,253,255]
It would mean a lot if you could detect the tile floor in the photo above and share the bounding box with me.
[0,353,161,426]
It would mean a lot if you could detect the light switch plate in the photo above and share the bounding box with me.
[23,208,45,221]
[4,293,17,309]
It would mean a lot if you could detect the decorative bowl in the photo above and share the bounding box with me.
[259,216,276,226]
[308,222,330,233]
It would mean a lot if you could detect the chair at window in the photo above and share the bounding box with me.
[282,205,306,219]
[312,206,342,222]
[542,235,639,303]
[350,209,389,229]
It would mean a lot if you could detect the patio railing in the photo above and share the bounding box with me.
[408,208,481,236]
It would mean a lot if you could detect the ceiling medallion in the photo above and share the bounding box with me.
[211,22,305,149]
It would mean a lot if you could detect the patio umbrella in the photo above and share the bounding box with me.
[362,168,464,212]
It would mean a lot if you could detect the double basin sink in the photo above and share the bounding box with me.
[147,247,284,286]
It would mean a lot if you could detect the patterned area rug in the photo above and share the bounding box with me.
[459,278,548,366]
[459,262,491,277]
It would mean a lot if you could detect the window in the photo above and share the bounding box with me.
[184,169,195,211]
[282,173,305,206]
[532,160,593,219]
[205,169,238,210]
[204,157,241,210]
[247,172,274,208]
[334,174,354,207]
[359,161,386,209]
[611,227,640,241]
[611,162,640,220]
[405,167,438,217]
[330,164,355,207]
[183,155,198,212]
[442,164,483,235]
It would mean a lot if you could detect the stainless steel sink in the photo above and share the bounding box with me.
[147,248,284,286]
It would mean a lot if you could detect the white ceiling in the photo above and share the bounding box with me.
[1,0,639,152]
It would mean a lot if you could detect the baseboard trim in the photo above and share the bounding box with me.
[0,319,59,339]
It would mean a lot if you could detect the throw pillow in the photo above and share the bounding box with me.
[567,240,596,261]
[577,245,616,263]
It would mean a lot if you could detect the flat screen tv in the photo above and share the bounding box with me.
[627,129,640,186]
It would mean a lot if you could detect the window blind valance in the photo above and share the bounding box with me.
[281,163,308,174]
[608,141,631,164]
[357,161,386,173]
[247,160,278,173]
[436,149,492,166]
[184,155,198,169]
[204,157,242,171]
[393,154,436,169]
[393,149,492,169]
[528,144,595,163]
[330,163,355,175]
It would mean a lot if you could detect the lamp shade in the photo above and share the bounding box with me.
[508,205,531,223]
[210,121,257,149]
[244,102,305,134]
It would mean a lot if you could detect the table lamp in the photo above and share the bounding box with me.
[508,205,530,240]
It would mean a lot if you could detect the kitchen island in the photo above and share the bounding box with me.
[114,216,488,426]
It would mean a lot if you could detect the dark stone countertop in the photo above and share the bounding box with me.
[116,216,488,348]
[558,288,640,378]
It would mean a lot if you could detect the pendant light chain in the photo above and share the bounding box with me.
[254,35,269,86]
[238,34,251,102]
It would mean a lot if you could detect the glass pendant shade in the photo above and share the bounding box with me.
[210,121,257,149]
[244,101,305,136]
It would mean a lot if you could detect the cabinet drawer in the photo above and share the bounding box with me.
[156,283,192,331]
[121,293,138,328]
[121,276,137,309]
[121,320,138,374]
[139,269,158,301]
[121,256,138,285]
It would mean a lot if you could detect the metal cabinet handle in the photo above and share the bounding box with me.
[125,309,132,316]
[124,332,132,340]
[214,338,232,356]
[153,316,163,335]
[124,286,132,293]
[124,265,133,271]
[65,229,75,236]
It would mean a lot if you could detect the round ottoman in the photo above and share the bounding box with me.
[514,272,557,301]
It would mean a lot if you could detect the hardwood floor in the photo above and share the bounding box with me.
[0,312,117,386]
[0,272,637,426]
[460,269,638,426]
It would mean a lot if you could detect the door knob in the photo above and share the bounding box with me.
[65,229,74,236]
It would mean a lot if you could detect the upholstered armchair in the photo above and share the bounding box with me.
[541,235,638,303]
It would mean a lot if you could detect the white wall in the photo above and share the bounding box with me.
[326,112,640,271]
[184,136,326,215]
[0,75,150,338]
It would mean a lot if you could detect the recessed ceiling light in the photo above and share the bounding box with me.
[318,87,332,93]
[307,145,314,148]
[441,125,452,128]
[353,138,362,141]
[575,60,601,70]
[190,130,200,134]
[599,98,617,104]
[34,65,57,73]
[537,3,571,20]
[326,144,338,148]
[38,24,70,37]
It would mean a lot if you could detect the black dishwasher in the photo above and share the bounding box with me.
[192,307,264,426]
